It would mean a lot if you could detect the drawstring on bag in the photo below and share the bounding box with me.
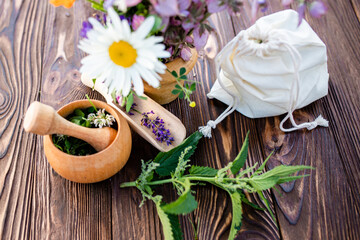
[199,27,328,138]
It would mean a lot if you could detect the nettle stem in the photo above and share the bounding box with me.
[120,175,247,188]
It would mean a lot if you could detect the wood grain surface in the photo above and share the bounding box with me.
[1,0,359,239]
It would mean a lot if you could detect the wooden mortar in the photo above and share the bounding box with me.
[43,100,132,183]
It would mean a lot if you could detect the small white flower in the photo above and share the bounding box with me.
[87,109,115,128]
[79,8,171,97]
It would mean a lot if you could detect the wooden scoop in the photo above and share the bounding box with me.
[81,74,186,152]
[23,101,117,152]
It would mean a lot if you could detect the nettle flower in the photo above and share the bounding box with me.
[87,109,116,128]
[78,8,171,97]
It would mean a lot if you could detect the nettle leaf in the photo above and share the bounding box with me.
[154,131,203,176]
[227,190,243,240]
[155,202,182,240]
[231,131,249,175]
[189,166,218,177]
[168,214,183,240]
[249,165,313,191]
[241,195,265,211]
[179,67,186,76]
[162,179,198,215]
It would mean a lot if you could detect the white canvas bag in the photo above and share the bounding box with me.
[200,10,329,137]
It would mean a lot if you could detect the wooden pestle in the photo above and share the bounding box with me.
[23,101,117,152]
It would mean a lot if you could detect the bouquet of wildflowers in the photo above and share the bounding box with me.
[50,0,326,101]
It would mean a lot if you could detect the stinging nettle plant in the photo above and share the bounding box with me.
[120,131,313,240]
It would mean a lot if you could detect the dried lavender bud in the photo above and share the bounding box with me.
[141,111,175,146]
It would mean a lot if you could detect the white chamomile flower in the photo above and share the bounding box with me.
[78,8,171,97]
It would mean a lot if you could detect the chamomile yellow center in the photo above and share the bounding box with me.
[109,40,137,68]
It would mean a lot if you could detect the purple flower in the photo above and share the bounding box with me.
[281,0,293,7]
[297,3,306,26]
[185,36,193,44]
[153,0,180,17]
[309,1,327,18]
[132,15,145,30]
[126,0,142,7]
[193,25,209,51]
[206,0,227,13]
[180,47,192,61]
[80,21,93,38]
[141,111,174,145]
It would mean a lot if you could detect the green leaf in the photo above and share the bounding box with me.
[189,166,218,177]
[249,165,313,191]
[259,165,314,179]
[258,191,277,224]
[126,93,134,112]
[74,109,85,117]
[171,70,178,78]
[178,92,184,99]
[149,15,163,35]
[276,174,310,184]
[162,179,198,215]
[155,202,178,240]
[190,83,196,91]
[175,84,182,89]
[227,190,243,240]
[168,214,183,240]
[171,89,181,95]
[137,95,147,100]
[240,194,265,211]
[154,131,203,176]
[252,152,273,177]
[179,67,186,76]
[179,75,187,80]
[230,131,249,175]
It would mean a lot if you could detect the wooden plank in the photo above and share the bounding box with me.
[36,2,112,239]
[232,0,360,239]
[0,0,46,239]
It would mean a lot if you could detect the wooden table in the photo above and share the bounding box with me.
[1,0,359,239]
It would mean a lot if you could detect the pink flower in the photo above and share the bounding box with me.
[132,15,145,30]
[180,47,192,61]
[193,26,209,51]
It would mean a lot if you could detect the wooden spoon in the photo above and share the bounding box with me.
[23,101,117,152]
[81,74,186,152]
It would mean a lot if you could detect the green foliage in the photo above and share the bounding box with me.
[230,131,249,174]
[162,179,198,215]
[112,89,147,113]
[121,131,314,240]
[154,131,203,176]
[169,67,200,107]
[52,107,97,156]
[188,166,218,177]
[227,191,243,240]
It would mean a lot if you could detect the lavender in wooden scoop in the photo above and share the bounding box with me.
[23,101,117,152]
